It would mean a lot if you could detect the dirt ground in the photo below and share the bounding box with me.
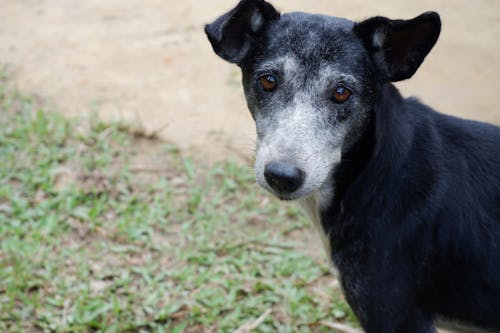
[0,0,499,163]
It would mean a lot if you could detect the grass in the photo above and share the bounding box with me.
[0,70,357,332]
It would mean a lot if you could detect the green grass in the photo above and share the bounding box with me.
[0,70,357,332]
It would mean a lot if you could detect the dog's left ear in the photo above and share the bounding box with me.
[205,0,280,64]
[354,12,441,82]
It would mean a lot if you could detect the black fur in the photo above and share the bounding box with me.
[206,1,500,332]
[327,84,500,332]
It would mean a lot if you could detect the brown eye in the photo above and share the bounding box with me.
[332,84,352,103]
[258,75,277,92]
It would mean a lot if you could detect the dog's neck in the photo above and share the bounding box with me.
[302,84,412,261]
[326,83,410,220]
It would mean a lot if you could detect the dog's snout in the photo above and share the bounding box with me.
[264,161,305,194]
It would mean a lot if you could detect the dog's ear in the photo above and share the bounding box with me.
[354,12,441,82]
[205,0,280,64]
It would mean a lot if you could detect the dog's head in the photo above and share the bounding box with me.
[206,0,440,200]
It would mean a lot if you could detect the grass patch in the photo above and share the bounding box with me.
[0,71,356,332]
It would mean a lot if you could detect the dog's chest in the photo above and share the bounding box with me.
[299,192,337,273]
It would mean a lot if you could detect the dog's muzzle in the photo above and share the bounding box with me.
[264,161,305,195]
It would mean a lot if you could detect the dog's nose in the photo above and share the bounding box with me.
[264,161,305,194]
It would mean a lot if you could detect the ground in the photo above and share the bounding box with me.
[0,0,498,162]
[0,0,499,332]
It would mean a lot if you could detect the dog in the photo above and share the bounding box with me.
[205,1,500,332]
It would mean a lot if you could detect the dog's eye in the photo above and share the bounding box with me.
[258,75,277,92]
[332,84,352,103]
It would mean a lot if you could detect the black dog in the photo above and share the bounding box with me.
[205,1,500,331]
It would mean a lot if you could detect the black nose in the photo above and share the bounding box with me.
[264,161,305,194]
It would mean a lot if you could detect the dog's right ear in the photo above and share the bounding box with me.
[205,0,280,64]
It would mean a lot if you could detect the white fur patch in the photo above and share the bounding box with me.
[436,318,497,333]
[283,55,299,79]
[250,12,264,33]
[299,190,338,274]
[255,55,298,74]
[372,29,385,48]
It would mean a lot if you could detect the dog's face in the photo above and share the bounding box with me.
[206,0,440,200]
[240,14,376,200]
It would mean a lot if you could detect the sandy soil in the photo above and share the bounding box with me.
[0,0,499,163]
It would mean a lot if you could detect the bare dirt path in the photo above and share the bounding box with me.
[1,0,499,164]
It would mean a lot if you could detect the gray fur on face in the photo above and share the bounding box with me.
[242,13,375,200]
[253,61,346,199]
